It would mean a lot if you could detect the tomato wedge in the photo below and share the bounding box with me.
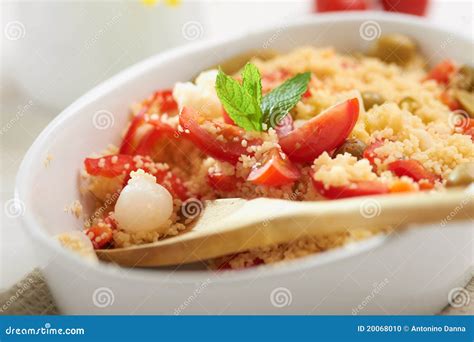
[119,110,147,155]
[85,225,113,249]
[424,59,456,85]
[440,90,461,111]
[382,0,428,16]
[153,169,191,201]
[247,148,300,186]
[119,89,177,155]
[153,89,178,114]
[312,179,389,199]
[363,140,385,167]
[222,110,236,125]
[317,0,368,12]
[387,159,438,184]
[455,118,474,140]
[207,171,239,192]
[179,107,261,164]
[84,155,135,177]
[133,121,177,157]
[279,98,360,163]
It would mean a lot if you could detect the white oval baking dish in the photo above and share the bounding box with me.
[16,12,473,314]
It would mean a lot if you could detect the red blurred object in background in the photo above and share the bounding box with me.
[315,0,429,17]
[382,0,429,16]
[316,0,369,12]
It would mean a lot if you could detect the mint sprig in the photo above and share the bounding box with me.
[261,72,311,125]
[215,65,263,131]
[215,63,310,132]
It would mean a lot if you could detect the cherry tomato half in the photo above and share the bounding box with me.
[279,98,360,164]
[179,107,261,164]
[247,148,301,187]
[387,159,438,184]
[424,59,457,85]
[312,179,389,199]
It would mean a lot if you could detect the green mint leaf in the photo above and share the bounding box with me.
[241,63,262,105]
[215,68,263,131]
[261,72,311,127]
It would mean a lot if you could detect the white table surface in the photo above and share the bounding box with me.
[1,0,472,289]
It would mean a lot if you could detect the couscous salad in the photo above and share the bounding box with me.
[73,35,473,269]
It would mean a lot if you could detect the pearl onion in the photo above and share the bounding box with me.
[114,169,173,233]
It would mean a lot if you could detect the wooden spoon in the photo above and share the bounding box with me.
[97,190,473,267]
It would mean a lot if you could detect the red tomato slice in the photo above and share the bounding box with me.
[279,98,359,163]
[382,0,429,16]
[133,121,177,157]
[424,59,457,85]
[207,171,239,192]
[247,148,300,186]
[456,118,474,140]
[222,110,236,125]
[84,155,135,177]
[387,159,438,184]
[85,226,113,249]
[119,110,146,155]
[119,89,177,154]
[104,214,118,230]
[153,169,191,201]
[153,89,178,113]
[316,0,368,12]
[312,179,389,199]
[440,90,461,111]
[179,107,261,164]
[363,140,385,166]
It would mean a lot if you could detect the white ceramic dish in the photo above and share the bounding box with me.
[16,12,473,314]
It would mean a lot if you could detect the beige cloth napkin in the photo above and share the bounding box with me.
[0,269,472,315]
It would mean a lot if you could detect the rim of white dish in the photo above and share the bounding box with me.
[15,12,472,284]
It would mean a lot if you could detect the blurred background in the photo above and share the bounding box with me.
[1,0,472,288]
